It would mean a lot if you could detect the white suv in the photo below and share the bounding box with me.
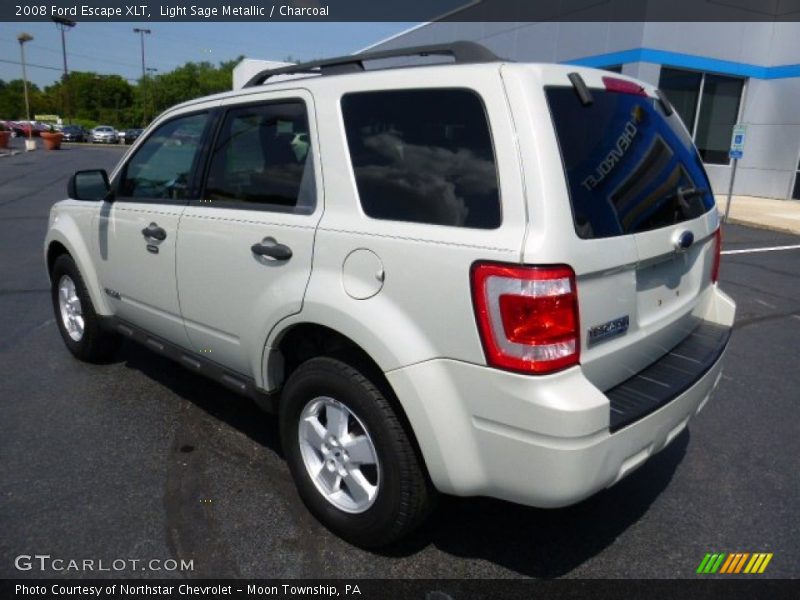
[44,42,735,547]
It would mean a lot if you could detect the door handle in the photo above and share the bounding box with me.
[141,223,167,241]
[251,237,292,261]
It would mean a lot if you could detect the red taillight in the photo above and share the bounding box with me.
[602,76,647,96]
[711,228,722,283]
[471,263,580,374]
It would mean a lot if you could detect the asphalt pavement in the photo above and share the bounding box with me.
[1,143,798,579]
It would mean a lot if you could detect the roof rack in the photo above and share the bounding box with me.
[242,41,502,88]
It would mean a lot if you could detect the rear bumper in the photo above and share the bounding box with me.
[386,285,735,508]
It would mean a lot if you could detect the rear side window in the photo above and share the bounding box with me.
[204,101,315,212]
[341,89,501,229]
[546,86,714,239]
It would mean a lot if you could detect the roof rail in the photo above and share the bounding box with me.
[243,41,502,88]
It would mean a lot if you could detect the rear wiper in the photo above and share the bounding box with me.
[675,186,706,200]
[567,72,594,106]
[665,186,707,216]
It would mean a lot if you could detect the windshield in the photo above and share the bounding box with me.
[546,86,714,239]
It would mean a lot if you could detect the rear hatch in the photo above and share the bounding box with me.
[542,72,720,392]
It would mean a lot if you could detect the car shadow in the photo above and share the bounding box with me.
[116,339,689,578]
[118,340,282,456]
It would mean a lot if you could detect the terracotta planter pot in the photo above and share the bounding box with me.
[41,131,64,150]
[0,131,10,149]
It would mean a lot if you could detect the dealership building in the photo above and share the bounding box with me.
[363,21,800,200]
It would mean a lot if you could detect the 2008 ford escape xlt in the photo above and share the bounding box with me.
[44,42,735,547]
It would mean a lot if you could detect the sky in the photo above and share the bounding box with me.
[0,22,417,88]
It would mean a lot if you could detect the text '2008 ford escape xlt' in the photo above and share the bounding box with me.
[44,42,735,547]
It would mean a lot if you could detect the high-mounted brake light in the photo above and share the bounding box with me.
[602,76,647,96]
[711,228,722,283]
[471,263,580,374]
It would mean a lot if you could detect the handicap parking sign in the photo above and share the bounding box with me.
[729,124,746,160]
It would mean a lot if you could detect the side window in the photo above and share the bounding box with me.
[119,113,208,201]
[341,89,501,229]
[204,101,315,212]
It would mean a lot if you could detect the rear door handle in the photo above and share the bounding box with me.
[141,223,167,241]
[251,237,292,261]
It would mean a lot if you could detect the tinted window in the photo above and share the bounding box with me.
[694,73,744,164]
[341,89,500,229]
[659,67,702,133]
[204,102,315,211]
[546,87,714,239]
[120,113,208,200]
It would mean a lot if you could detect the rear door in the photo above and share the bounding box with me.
[515,67,719,390]
[175,90,322,380]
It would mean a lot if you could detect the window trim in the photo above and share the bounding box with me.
[113,109,215,206]
[192,97,318,216]
[339,86,503,230]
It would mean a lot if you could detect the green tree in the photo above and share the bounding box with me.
[2,57,242,127]
[0,79,43,120]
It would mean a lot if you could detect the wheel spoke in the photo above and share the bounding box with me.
[343,470,375,506]
[343,434,376,466]
[316,464,341,493]
[59,287,69,303]
[301,415,327,449]
[325,402,349,439]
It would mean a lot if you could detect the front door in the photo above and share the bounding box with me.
[96,111,212,347]
[176,92,322,378]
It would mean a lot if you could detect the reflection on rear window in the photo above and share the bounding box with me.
[546,87,714,239]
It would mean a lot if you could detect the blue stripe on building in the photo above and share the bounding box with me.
[564,48,800,79]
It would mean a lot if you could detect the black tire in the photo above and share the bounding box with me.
[280,356,434,547]
[51,254,121,363]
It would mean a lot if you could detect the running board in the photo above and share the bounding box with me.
[100,317,278,413]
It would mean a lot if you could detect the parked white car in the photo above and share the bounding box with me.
[44,42,735,547]
[90,125,117,144]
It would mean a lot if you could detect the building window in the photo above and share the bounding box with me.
[659,67,744,165]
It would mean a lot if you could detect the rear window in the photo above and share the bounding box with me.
[546,86,714,239]
[341,89,501,229]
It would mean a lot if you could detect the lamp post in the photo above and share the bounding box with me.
[133,28,151,126]
[145,67,158,125]
[17,33,34,150]
[52,16,76,123]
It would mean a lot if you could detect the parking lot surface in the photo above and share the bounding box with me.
[1,144,798,579]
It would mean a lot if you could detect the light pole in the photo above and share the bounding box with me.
[145,67,158,124]
[52,16,76,123]
[133,28,151,126]
[17,33,33,149]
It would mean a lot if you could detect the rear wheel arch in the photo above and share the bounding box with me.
[269,322,431,481]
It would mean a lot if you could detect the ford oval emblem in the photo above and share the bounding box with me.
[673,230,694,252]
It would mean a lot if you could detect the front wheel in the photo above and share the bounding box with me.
[51,254,120,362]
[280,357,434,547]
